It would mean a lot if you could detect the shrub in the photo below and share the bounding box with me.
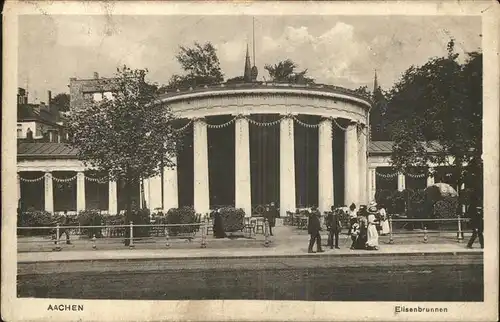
[390,190,406,214]
[218,207,245,232]
[433,196,459,219]
[78,210,104,238]
[375,189,392,211]
[166,207,199,236]
[17,210,55,236]
[131,208,151,237]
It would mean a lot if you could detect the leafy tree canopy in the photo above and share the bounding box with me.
[68,65,180,189]
[264,59,314,84]
[161,42,224,92]
[387,38,482,193]
[51,93,70,112]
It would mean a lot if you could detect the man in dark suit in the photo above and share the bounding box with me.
[466,205,484,249]
[265,202,278,236]
[326,205,342,249]
[307,206,324,253]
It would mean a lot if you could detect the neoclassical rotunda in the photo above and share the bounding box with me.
[142,50,372,217]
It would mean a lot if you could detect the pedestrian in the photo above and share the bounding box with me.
[326,205,341,249]
[379,203,390,235]
[350,217,361,249]
[265,201,278,236]
[55,210,71,245]
[213,207,226,239]
[307,205,324,253]
[356,213,368,249]
[347,203,357,235]
[366,204,380,250]
[466,205,484,249]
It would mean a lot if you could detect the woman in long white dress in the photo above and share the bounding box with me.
[379,205,390,235]
[366,206,380,250]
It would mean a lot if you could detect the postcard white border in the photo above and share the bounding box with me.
[2,1,499,321]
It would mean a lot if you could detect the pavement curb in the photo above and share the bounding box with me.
[17,250,483,264]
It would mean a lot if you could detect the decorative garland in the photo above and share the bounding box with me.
[206,117,236,129]
[85,176,109,184]
[375,171,398,179]
[19,176,45,183]
[291,115,320,128]
[170,115,368,136]
[406,172,427,179]
[172,120,193,132]
[52,175,77,183]
[247,115,284,127]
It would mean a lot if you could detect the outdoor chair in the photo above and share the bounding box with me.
[255,217,265,234]
[244,217,256,236]
[284,211,293,225]
[206,218,213,235]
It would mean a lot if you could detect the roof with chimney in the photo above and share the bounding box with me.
[17,104,62,127]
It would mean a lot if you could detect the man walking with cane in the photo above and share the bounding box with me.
[308,206,324,253]
[466,205,484,249]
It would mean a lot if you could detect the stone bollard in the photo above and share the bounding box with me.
[165,225,170,249]
[200,218,207,248]
[423,226,428,243]
[456,214,464,242]
[92,234,97,249]
[388,216,394,244]
[129,221,135,249]
[53,224,62,251]
[264,219,270,247]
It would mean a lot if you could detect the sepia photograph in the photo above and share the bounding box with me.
[2,1,499,321]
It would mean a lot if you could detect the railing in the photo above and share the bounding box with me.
[17,218,273,251]
[283,211,471,244]
[387,217,470,244]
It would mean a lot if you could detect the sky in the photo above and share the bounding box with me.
[18,15,481,103]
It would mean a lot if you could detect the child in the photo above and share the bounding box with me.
[350,218,360,250]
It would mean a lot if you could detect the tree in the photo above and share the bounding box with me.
[370,85,391,141]
[67,66,180,245]
[388,38,482,204]
[51,93,70,112]
[162,42,224,91]
[264,59,314,84]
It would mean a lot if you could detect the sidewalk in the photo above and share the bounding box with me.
[18,242,482,263]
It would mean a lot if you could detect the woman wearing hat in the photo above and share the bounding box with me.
[366,204,380,250]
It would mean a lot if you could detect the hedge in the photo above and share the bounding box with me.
[166,207,200,236]
[17,210,60,236]
[218,207,245,232]
[433,196,459,219]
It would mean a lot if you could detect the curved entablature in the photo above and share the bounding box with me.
[157,83,372,125]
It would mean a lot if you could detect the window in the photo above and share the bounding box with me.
[93,92,103,102]
[103,92,114,100]
[17,124,22,138]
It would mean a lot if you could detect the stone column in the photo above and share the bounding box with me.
[76,171,86,212]
[279,115,296,218]
[344,122,359,206]
[108,181,118,215]
[427,168,435,187]
[358,124,368,204]
[193,118,210,215]
[318,118,334,213]
[368,168,377,203]
[397,173,406,191]
[163,156,179,212]
[235,115,252,217]
[17,173,21,203]
[143,178,151,209]
[44,172,54,213]
[148,174,163,211]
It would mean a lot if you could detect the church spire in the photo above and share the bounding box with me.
[373,69,379,93]
[244,44,252,82]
